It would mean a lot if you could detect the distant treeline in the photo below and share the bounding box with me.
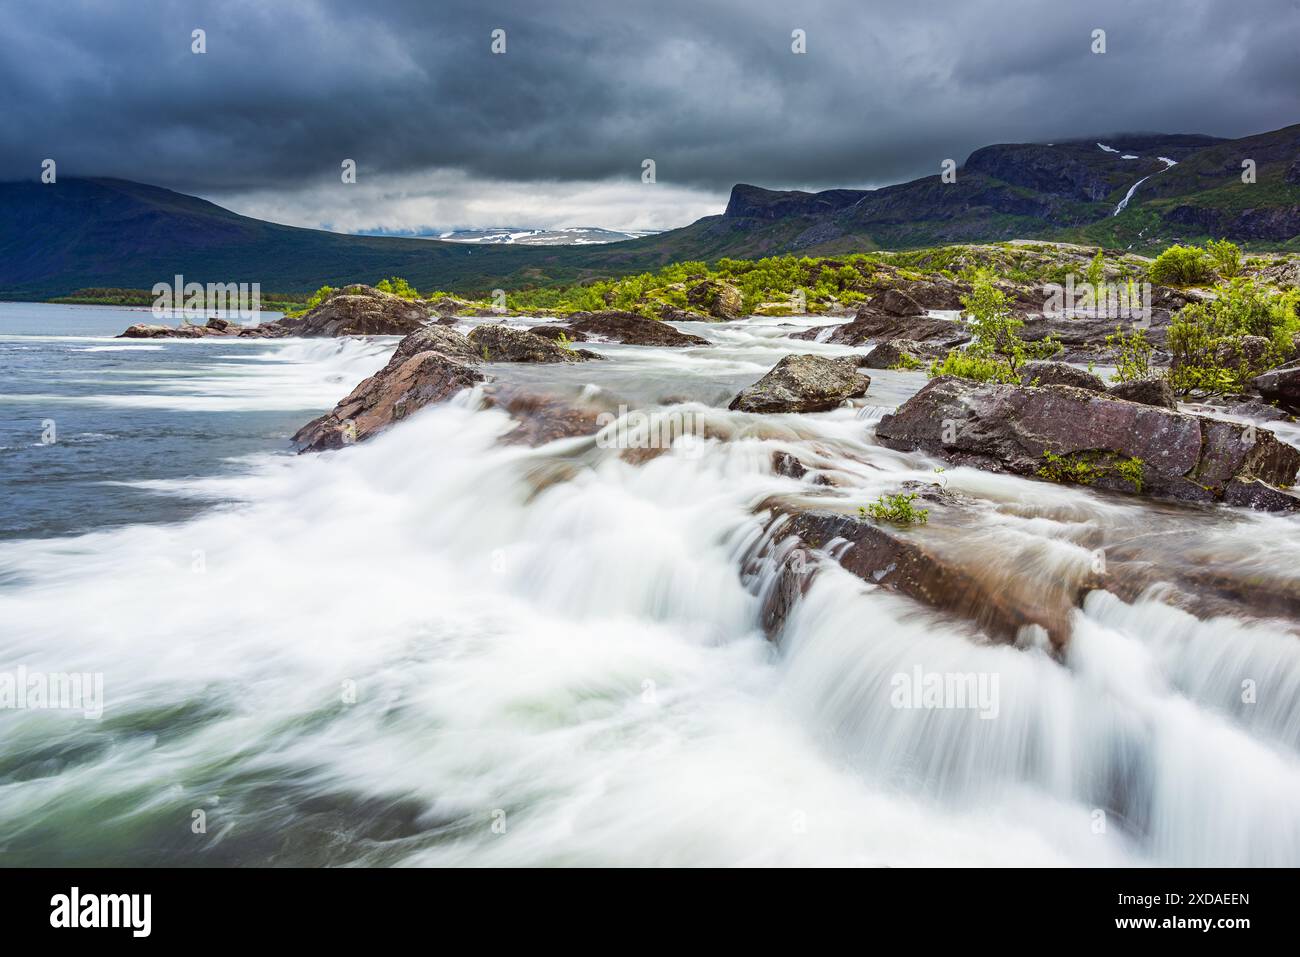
[47,288,307,311]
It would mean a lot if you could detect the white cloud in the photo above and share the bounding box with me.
[206,170,725,234]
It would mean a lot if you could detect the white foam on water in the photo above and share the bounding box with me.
[2,315,1299,865]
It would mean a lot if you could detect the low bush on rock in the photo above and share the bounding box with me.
[1148,245,1215,286]
[1167,278,1299,396]
[1037,451,1145,492]
[1105,325,1157,383]
[928,274,1060,383]
[859,492,930,525]
[374,277,422,300]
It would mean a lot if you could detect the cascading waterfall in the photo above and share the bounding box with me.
[2,309,1299,866]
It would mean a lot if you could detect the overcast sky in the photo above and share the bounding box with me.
[2,0,1297,231]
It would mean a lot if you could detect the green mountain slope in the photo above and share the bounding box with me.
[2,125,1296,300]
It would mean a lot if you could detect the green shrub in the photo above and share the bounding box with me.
[859,492,930,525]
[1037,452,1145,492]
[1205,239,1242,279]
[281,284,334,318]
[889,352,924,371]
[928,350,1021,383]
[1105,326,1156,383]
[1148,245,1214,286]
[375,277,421,299]
[1085,249,1106,287]
[1167,279,1299,395]
[927,274,1059,383]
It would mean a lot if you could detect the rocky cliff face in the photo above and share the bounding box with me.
[709,127,1299,254]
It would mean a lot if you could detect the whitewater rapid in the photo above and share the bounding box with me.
[2,312,1299,866]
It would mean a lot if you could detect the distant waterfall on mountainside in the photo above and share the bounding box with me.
[1111,152,1179,217]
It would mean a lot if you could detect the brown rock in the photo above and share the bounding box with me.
[566,311,709,347]
[861,339,946,370]
[876,376,1300,508]
[687,280,744,320]
[1108,377,1177,409]
[468,324,590,363]
[293,329,485,451]
[807,307,971,347]
[1020,361,1106,392]
[1254,359,1300,413]
[729,354,871,413]
[291,284,430,337]
[874,287,926,316]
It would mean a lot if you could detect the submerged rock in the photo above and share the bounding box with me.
[468,324,591,363]
[769,506,1087,646]
[1220,397,1293,423]
[729,354,871,413]
[487,387,606,446]
[875,376,1300,508]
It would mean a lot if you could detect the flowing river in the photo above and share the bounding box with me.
[2,302,1299,866]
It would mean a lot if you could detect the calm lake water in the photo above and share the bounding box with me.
[0,302,391,540]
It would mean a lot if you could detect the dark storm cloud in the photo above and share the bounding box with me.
[1,0,1296,202]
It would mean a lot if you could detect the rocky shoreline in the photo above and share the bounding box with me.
[113,247,1300,517]
[106,256,1300,656]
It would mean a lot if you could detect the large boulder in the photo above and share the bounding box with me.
[875,376,1300,508]
[1020,360,1106,392]
[390,324,481,363]
[729,354,871,413]
[1108,377,1177,409]
[686,280,744,320]
[468,324,590,363]
[873,287,926,316]
[566,311,709,347]
[293,333,484,452]
[286,285,430,337]
[1253,360,1300,413]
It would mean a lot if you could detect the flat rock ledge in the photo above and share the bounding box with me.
[119,284,430,339]
[875,376,1300,510]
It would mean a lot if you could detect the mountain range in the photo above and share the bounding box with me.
[357,226,660,245]
[2,124,1296,300]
